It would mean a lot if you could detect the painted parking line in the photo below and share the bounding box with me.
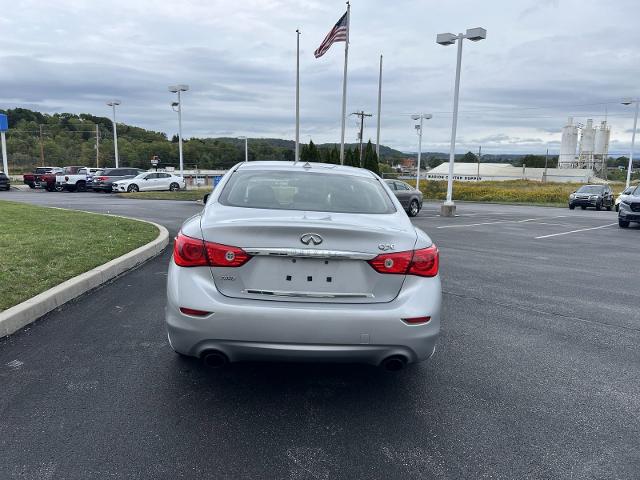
[535,223,618,239]
[436,216,567,229]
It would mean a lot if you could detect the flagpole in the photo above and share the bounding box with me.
[295,29,301,164]
[375,53,382,160]
[339,1,350,165]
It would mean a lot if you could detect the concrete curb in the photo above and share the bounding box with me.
[0,217,169,338]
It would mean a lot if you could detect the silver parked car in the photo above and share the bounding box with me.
[166,161,441,371]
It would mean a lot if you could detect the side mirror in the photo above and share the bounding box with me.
[203,193,210,204]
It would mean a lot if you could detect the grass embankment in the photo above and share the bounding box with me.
[117,189,209,201]
[417,180,623,206]
[0,201,158,311]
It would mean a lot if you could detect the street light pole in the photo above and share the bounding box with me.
[107,100,120,168]
[622,98,639,188]
[436,27,487,216]
[238,137,248,162]
[177,90,184,175]
[445,33,464,209]
[169,85,189,178]
[411,114,432,190]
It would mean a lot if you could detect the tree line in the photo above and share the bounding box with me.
[0,108,384,175]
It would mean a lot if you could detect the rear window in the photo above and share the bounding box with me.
[577,186,603,194]
[218,170,396,214]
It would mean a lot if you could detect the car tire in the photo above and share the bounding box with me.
[615,204,619,212]
[127,184,139,193]
[619,218,630,228]
[595,202,602,211]
[45,185,54,192]
[581,206,587,210]
[408,199,420,217]
[569,203,575,210]
[54,184,64,192]
[606,205,612,211]
[169,182,180,192]
[76,181,86,192]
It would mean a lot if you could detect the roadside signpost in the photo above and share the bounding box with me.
[0,113,8,175]
[151,155,160,171]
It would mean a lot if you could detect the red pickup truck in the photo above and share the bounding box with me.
[23,167,64,191]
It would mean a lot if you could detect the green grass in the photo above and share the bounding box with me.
[117,189,210,201]
[0,201,159,311]
[418,180,627,205]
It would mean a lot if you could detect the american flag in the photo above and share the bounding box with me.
[314,11,348,58]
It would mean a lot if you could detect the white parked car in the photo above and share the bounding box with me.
[112,172,186,193]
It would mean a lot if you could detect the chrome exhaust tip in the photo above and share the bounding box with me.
[380,355,408,372]
[201,350,229,368]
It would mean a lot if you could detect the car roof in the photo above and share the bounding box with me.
[235,161,376,178]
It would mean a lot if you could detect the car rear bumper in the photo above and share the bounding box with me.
[570,199,598,206]
[165,262,441,365]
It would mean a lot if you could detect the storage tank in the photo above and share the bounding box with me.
[580,119,595,155]
[558,117,578,168]
[594,121,610,156]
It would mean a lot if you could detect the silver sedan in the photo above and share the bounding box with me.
[165,161,441,371]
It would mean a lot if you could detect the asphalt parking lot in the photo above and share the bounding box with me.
[1,190,639,479]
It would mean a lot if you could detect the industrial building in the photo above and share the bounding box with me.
[425,162,593,183]
[558,117,610,172]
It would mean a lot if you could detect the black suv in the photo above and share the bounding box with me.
[92,168,145,192]
[0,171,10,190]
[568,185,614,211]
[618,185,640,228]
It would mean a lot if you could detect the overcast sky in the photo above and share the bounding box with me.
[1,0,639,155]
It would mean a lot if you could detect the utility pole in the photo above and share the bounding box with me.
[351,110,372,167]
[95,124,100,168]
[477,145,481,181]
[39,125,45,166]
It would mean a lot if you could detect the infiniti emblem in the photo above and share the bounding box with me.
[300,233,323,246]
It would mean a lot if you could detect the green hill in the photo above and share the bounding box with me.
[0,108,407,172]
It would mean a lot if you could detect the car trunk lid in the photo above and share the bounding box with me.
[200,207,418,304]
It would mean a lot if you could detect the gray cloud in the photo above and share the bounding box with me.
[0,0,639,154]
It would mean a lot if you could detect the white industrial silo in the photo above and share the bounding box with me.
[594,121,610,156]
[594,121,611,175]
[558,117,578,168]
[579,119,595,168]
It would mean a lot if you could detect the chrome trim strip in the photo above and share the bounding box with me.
[243,289,374,299]
[243,247,376,260]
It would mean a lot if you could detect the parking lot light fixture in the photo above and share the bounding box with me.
[411,114,433,190]
[106,100,121,168]
[621,98,639,188]
[238,136,248,162]
[169,85,189,177]
[437,27,487,216]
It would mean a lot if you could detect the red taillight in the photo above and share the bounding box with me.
[173,234,208,267]
[402,316,431,325]
[204,242,251,267]
[173,233,251,268]
[96,176,106,181]
[368,245,439,278]
[407,245,439,277]
[367,251,413,274]
[179,307,211,316]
